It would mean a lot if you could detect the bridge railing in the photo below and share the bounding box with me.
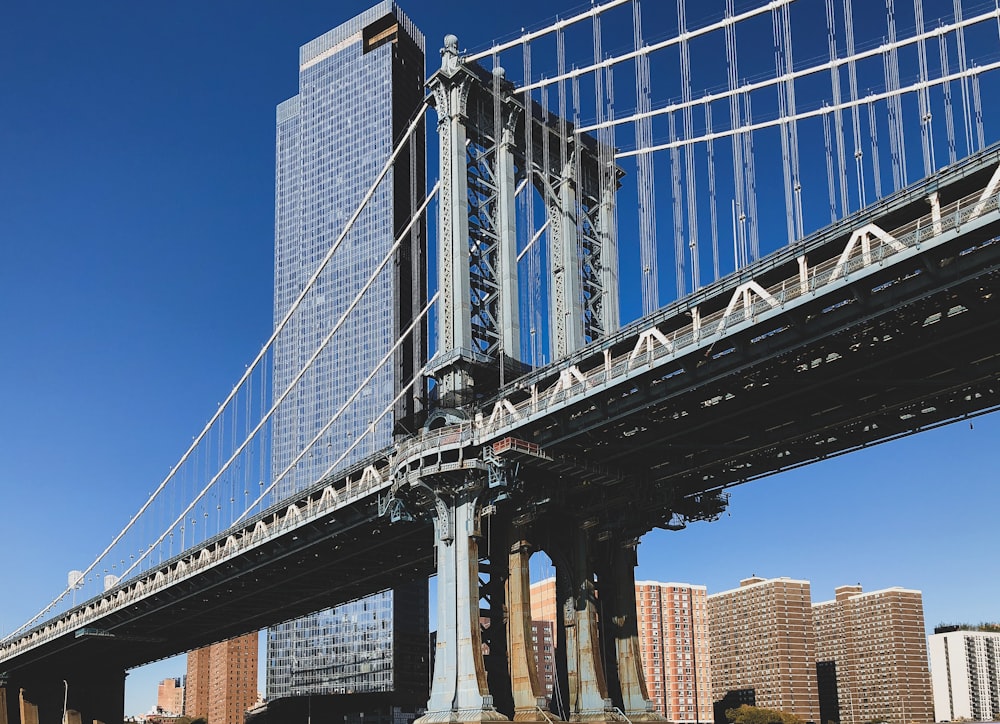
[0,444,400,664]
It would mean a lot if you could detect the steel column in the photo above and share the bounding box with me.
[558,528,613,724]
[597,174,620,335]
[430,36,476,403]
[549,160,585,359]
[420,488,507,724]
[17,691,36,724]
[496,84,522,362]
[507,536,555,722]
[601,543,661,721]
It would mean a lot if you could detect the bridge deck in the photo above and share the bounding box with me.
[4,146,1000,673]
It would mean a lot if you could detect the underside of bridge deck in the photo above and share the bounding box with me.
[500,225,1000,539]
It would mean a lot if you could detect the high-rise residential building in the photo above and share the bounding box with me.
[813,585,933,724]
[186,646,210,720]
[530,578,559,704]
[928,625,1000,722]
[156,676,184,716]
[636,581,713,722]
[185,632,258,724]
[267,0,427,702]
[707,577,820,723]
[532,620,557,702]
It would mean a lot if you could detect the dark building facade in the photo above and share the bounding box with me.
[267,0,427,701]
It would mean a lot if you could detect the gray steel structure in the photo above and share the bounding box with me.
[267,1,427,703]
[429,36,620,406]
[7,4,1000,723]
[3,142,1000,724]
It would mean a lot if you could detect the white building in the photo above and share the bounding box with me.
[928,626,1000,722]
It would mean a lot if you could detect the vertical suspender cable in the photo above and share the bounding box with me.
[669,110,685,299]
[726,0,747,270]
[869,101,883,200]
[783,2,803,240]
[142,184,442,570]
[939,25,958,165]
[823,107,838,223]
[826,0,849,217]
[887,0,908,189]
[915,0,935,177]
[743,94,760,262]
[954,0,974,157]
[634,0,659,313]
[705,101,721,282]
[679,0,700,291]
[844,0,866,208]
[773,5,795,245]
[971,71,985,151]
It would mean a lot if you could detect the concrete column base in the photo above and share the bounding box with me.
[512,701,561,723]
[597,542,665,724]
[416,705,511,724]
[621,712,668,722]
[419,489,509,724]
[566,706,618,724]
[507,536,558,724]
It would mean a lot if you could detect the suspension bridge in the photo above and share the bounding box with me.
[2,1,1000,723]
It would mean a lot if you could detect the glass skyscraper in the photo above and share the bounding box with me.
[267,1,427,702]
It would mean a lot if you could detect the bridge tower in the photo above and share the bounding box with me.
[429,34,621,409]
[410,35,654,724]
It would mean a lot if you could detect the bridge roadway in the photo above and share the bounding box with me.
[4,144,1000,680]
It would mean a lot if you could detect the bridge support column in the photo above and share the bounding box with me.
[428,35,476,406]
[597,543,662,722]
[17,690,37,724]
[556,528,613,724]
[507,535,557,723]
[495,78,521,362]
[482,520,513,719]
[418,488,507,724]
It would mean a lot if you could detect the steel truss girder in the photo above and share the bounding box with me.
[511,232,1000,528]
[467,136,505,358]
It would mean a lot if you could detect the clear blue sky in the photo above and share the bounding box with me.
[1,0,998,717]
